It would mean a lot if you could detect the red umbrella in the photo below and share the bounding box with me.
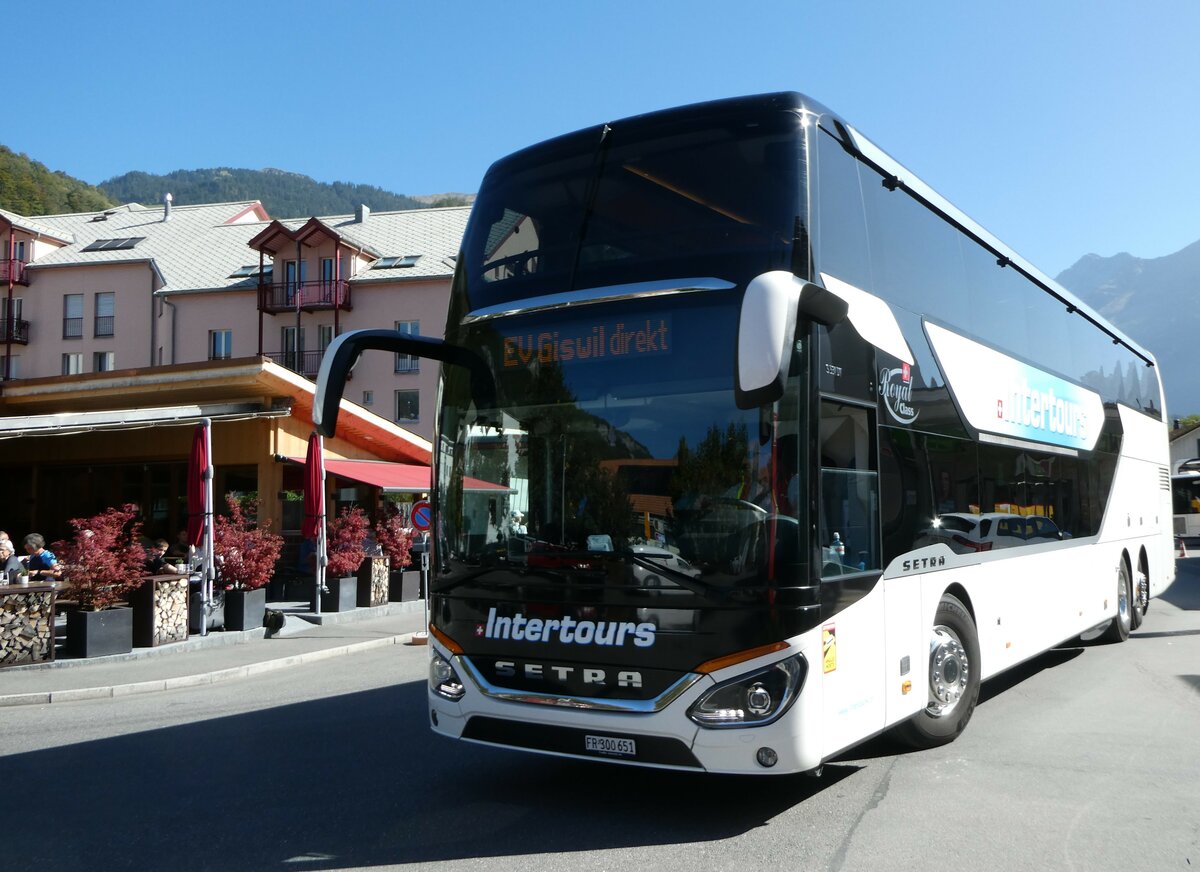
[301,431,325,540]
[186,423,208,547]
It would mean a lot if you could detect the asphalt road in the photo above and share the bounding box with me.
[7,561,1199,871]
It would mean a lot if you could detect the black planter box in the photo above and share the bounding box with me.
[320,576,358,612]
[66,606,133,658]
[389,570,420,602]
[225,588,267,631]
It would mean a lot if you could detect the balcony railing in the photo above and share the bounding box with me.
[0,259,29,285]
[0,318,29,344]
[264,350,325,380]
[258,279,352,314]
[63,317,83,339]
[94,315,114,337]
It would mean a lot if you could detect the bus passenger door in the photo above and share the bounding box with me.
[817,399,886,755]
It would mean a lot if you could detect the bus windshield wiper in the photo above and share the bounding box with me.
[566,123,613,293]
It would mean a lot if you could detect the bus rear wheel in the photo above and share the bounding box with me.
[1102,558,1132,643]
[894,594,981,749]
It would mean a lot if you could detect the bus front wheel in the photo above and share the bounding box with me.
[895,594,981,749]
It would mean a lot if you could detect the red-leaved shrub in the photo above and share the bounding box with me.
[213,496,283,591]
[326,506,369,578]
[53,504,147,610]
[374,509,413,570]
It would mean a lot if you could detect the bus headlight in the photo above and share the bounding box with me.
[430,653,465,701]
[688,655,806,728]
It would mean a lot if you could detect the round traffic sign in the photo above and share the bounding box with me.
[411,499,432,532]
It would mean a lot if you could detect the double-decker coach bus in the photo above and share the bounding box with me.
[315,92,1175,775]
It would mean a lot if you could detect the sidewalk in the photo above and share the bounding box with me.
[0,601,429,707]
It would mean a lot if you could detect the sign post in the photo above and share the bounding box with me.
[410,501,431,645]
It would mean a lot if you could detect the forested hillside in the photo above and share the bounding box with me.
[99,167,464,218]
[0,145,114,214]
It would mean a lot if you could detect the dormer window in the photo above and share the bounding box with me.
[82,236,146,252]
[372,255,421,269]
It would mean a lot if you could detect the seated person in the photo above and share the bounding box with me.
[165,529,192,561]
[23,533,61,580]
[0,540,23,579]
[143,539,180,575]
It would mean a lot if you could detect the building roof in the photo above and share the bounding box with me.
[0,356,432,465]
[0,207,74,243]
[268,206,470,284]
[24,200,270,293]
[16,199,470,293]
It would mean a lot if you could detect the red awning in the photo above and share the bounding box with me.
[288,458,511,494]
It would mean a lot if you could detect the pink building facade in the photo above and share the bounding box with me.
[1,199,470,444]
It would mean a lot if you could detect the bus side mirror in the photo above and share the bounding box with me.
[735,271,847,409]
[314,329,496,437]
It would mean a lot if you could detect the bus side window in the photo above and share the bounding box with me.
[819,401,879,576]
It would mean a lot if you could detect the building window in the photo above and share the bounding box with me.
[63,293,83,339]
[94,351,115,372]
[0,355,20,380]
[362,390,374,406]
[394,320,419,372]
[94,292,115,337]
[395,389,419,422]
[209,329,233,360]
[318,324,334,351]
[81,236,145,252]
[62,353,84,375]
[372,255,421,269]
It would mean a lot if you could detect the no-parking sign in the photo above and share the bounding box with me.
[411,499,432,532]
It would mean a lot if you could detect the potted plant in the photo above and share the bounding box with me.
[375,508,415,602]
[213,495,283,630]
[53,504,146,658]
[324,506,368,612]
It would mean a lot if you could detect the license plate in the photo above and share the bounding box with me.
[584,734,637,758]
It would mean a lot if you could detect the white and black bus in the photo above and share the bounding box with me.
[315,92,1175,775]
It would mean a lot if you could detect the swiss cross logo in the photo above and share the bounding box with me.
[475,624,485,636]
[997,399,1004,418]
[901,362,911,383]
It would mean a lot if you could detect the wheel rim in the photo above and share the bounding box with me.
[1117,565,1131,629]
[927,625,970,718]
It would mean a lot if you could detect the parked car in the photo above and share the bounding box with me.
[916,512,1068,554]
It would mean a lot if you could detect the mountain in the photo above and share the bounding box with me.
[1057,240,1200,418]
[98,168,466,218]
[0,145,115,214]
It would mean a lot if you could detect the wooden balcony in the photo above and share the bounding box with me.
[1,259,29,286]
[0,318,30,345]
[257,279,352,314]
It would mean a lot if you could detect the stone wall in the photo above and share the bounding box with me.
[0,589,55,666]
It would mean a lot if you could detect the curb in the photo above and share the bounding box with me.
[0,631,418,708]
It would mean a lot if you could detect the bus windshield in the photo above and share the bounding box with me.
[459,101,807,311]
[435,291,806,597]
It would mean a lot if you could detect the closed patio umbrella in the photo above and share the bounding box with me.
[187,420,215,635]
[302,431,326,614]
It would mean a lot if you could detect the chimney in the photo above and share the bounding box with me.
[163,192,173,222]
[356,204,370,223]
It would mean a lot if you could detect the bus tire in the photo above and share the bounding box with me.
[1102,558,1133,643]
[894,594,980,749]
[1130,566,1146,630]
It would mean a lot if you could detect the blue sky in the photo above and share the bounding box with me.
[10,0,1199,277]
